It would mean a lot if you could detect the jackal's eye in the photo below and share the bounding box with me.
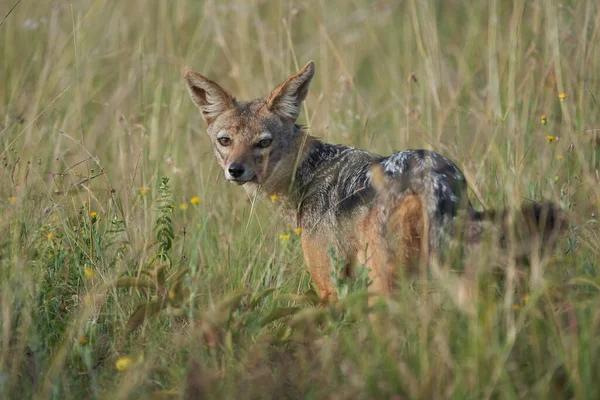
[217,137,231,147]
[257,138,272,149]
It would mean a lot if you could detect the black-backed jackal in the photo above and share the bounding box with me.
[184,61,566,302]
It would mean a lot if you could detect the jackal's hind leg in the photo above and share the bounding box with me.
[362,210,395,304]
[365,193,428,300]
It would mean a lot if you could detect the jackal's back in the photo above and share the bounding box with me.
[294,142,471,249]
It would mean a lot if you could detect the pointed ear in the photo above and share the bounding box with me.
[184,70,235,124]
[267,61,315,123]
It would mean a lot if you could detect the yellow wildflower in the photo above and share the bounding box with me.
[545,136,555,143]
[90,211,97,218]
[541,115,547,125]
[190,197,200,205]
[115,357,133,371]
[280,233,290,241]
[140,187,150,196]
[556,155,564,160]
[523,295,530,303]
[294,227,302,234]
[179,203,188,210]
[84,267,95,279]
[79,336,88,345]
[558,93,567,101]
[8,196,16,202]
[269,194,279,203]
[46,233,55,240]
[513,304,520,310]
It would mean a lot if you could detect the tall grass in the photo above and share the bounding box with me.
[0,0,599,398]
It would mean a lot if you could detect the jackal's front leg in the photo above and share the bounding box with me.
[301,234,338,303]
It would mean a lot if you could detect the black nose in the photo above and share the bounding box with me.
[228,163,245,178]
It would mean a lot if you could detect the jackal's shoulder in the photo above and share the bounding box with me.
[296,141,378,186]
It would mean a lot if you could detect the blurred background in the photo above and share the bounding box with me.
[1,0,599,398]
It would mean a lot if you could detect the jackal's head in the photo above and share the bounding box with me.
[184,61,315,191]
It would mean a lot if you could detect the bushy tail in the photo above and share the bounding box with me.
[468,201,568,261]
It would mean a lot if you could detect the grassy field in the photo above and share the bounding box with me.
[1,0,600,398]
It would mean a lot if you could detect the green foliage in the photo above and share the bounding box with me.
[154,177,175,266]
[116,176,190,338]
[329,248,372,300]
